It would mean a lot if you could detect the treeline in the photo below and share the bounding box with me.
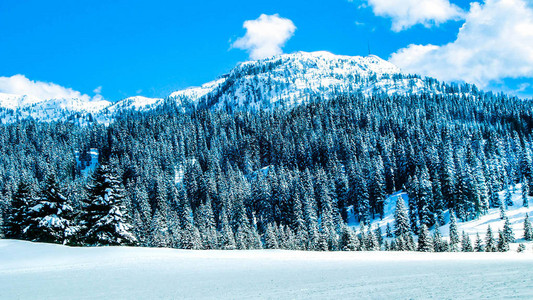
[1,89,533,250]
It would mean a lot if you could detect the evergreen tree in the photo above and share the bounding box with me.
[505,187,513,207]
[417,225,433,252]
[502,217,515,243]
[474,233,484,252]
[497,230,509,252]
[80,165,136,246]
[485,225,496,252]
[24,175,75,244]
[264,223,279,249]
[449,211,460,251]
[524,213,532,241]
[500,203,506,220]
[432,224,447,252]
[385,223,393,238]
[339,225,358,251]
[522,179,529,208]
[4,181,32,239]
[461,231,473,252]
[394,198,410,238]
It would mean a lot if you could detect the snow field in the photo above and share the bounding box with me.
[1,239,533,299]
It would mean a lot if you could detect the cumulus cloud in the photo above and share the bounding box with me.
[0,74,98,102]
[390,0,533,90]
[360,0,464,31]
[232,14,296,60]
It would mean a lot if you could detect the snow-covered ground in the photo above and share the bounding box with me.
[1,239,532,299]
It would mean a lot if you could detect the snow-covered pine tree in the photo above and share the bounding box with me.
[448,211,460,251]
[497,229,509,252]
[374,225,383,246]
[218,207,236,250]
[485,225,496,252]
[417,168,434,227]
[264,223,279,249]
[4,181,32,239]
[505,187,513,207]
[365,226,378,251]
[339,225,358,251]
[417,224,433,252]
[500,203,506,220]
[522,178,529,208]
[524,213,532,241]
[502,217,515,243]
[394,198,410,238]
[149,209,172,247]
[80,165,137,246]
[474,233,484,252]
[385,223,393,238]
[24,175,75,244]
[432,224,447,252]
[461,231,473,252]
[489,184,501,208]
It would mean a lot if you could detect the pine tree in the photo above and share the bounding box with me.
[24,175,75,244]
[339,225,358,251]
[385,223,393,238]
[485,225,496,252]
[474,233,484,252]
[505,187,513,207]
[417,225,433,252]
[497,230,509,252]
[500,203,506,220]
[264,223,279,249]
[522,179,529,208]
[517,243,526,252]
[461,231,473,252]
[4,181,32,239]
[394,198,410,238]
[432,225,447,252]
[503,217,515,243]
[80,165,136,246]
[449,211,460,251]
[524,213,532,241]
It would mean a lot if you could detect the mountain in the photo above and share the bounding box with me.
[0,51,455,124]
[0,92,111,124]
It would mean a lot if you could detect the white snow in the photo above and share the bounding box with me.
[0,239,532,299]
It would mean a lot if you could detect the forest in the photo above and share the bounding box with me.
[1,87,532,251]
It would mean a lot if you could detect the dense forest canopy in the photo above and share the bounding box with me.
[0,87,532,251]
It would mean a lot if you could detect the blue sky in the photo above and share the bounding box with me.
[1,0,532,101]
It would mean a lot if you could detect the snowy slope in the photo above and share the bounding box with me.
[0,51,442,123]
[1,239,532,299]
[354,184,533,249]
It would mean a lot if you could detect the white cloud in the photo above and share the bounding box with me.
[232,14,296,60]
[93,86,102,94]
[0,74,98,102]
[390,0,533,90]
[361,0,464,31]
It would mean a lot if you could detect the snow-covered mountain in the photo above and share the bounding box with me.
[0,51,441,124]
[0,92,111,124]
[165,51,434,111]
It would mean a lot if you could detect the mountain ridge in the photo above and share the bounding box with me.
[0,51,468,123]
